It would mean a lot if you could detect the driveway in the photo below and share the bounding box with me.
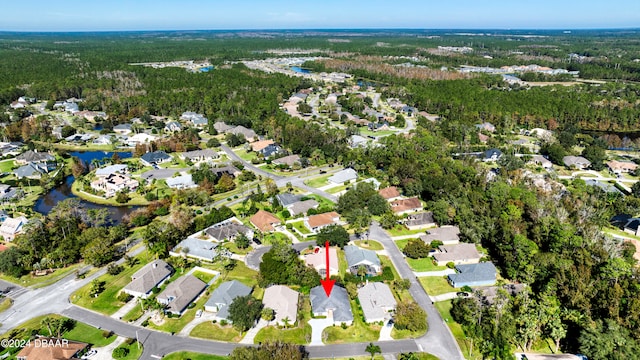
[240,318,268,344]
[93,336,126,360]
[308,314,334,345]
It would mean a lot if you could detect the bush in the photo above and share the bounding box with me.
[188,302,196,309]
[102,330,113,338]
[141,319,149,327]
[107,263,124,275]
[402,239,431,259]
[446,262,455,269]
[341,322,348,329]
[152,286,160,294]
[115,191,130,204]
[166,312,174,318]
[112,346,129,359]
[220,319,228,326]
[117,292,133,303]
[124,338,135,345]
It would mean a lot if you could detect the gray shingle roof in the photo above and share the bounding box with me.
[404,212,435,227]
[16,150,54,163]
[205,221,252,241]
[157,275,207,315]
[344,245,380,268]
[420,226,460,243]
[276,193,302,207]
[181,149,219,161]
[357,282,396,322]
[205,280,252,319]
[288,199,319,216]
[124,260,173,296]
[141,151,171,165]
[448,262,497,285]
[172,237,219,261]
[310,285,353,323]
[328,168,358,184]
[15,163,45,178]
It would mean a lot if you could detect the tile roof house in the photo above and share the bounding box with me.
[275,193,302,207]
[607,160,638,174]
[328,168,358,185]
[357,282,397,323]
[180,112,208,127]
[420,226,461,245]
[140,151,172,166]
[563,156,591,170]
[288,199,319,216]
[263,285,299,326]
[475,122,496,133]
[204,217,253,242]
[272,154,301,167]
[251,139,275,152]
[250,210,281,232]
[95,164,128,177]
[304,212,340,233]
[378,186,401,201]
[157,274,207,315]
[170,237,219,262]
[16,337,88,360]
[448,262,497,288]
[303,246,339,277]
[310,285,353,325]
[433,243,481,266]
[90,173,139,198]
[404,212,436,230]
[166,173,197,189]
[0,216,28,241]
[390,197,422,215]
[204,280,252,320]
[122,260,174,299]
[349,135,369,148]
[344,245,381,276]
[180,149,219,162]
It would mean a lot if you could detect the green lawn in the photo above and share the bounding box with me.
[192,270,217,284]
[190,322,243,342]
[291,220,312,235]
[71,252,150,315]
[326,184,350,194]
[304,173,332,188]
[163,352,228,360]
[253,324,312,345]
[0,159,15,172]
[147,292,209,334]
[112,341,143,360]
[64,321,117,347]
[263,232,290,245]
[71,179,151,206]
[222,242,251,255]
[391,326,427,340]
[0,262,84,289]
[0,297,12,313]
[435,301,479,360]
[234,148,258,162]
[353,240,384,251]
[387,225,426,237]
[323,299,381,344]
[380,255,400,280]
[419,276,459,296]
[406,258,446,272]
[121,302,145,322]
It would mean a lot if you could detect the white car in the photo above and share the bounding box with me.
[195,309,203,318]
[81,349,98,359]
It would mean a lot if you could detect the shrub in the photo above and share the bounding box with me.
[402,239,431,259]
[461,285,473,293]
[141,319,149,327]
[124,338,135,345]
[117,292,133,303]
[341,322,348,329]
[112,346,129,359]
[220,319,228,326]
[145,192,158,201]
[188,302,196,309]
[446,262,455,269]
[102,330,113,338]
[107,263,124,275]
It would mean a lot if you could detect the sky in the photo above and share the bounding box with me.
[3,0,640,32]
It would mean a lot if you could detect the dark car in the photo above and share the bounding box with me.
[456,292,470,298]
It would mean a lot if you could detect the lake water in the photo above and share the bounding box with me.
[291,66,311,74]
[199,66,214,72]
[34,150,138,223]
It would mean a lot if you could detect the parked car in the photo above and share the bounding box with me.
[81,349,98,359]
[195,309,203,318]
[456,292,470,298]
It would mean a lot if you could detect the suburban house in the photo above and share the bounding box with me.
[310,285,353,325]
[420,226,460,245]
[65,133,93,143]
[343,245,381,276]
[90,173,139,198]
[275,193,302,208]
[250,139,275,152]
[563,156,591,170]
[15,163,48,179]
[170,237,219,262]
[304,211,340,233]
[0,216,28,241]
[166,173,197,189]
[113,123,133,135]
[250,210,281,232]
[262,285,299,326]
[448,262,498,288]
[390,197,422,215]
[164,121,182,132]
[204,280,252,320]
[122,260,174,299]
[357,282,397,323]
[15,150,55,165]
[349,135,369,148]
[404,212,436,230]
[288,199,319,216]
[213,121,235,133]
[530,155,553,169]
[475,122,496,133]
[141,151,172,166]
[607,160,638,174]
[328,168,358,185]
[259,144,282,158]
[362,178,381,190]
[156,274,207,316]
[229,126,257,142]
[202,217,253,242]
[303,246,339,277]
[272,154,301,167]
[180,112,208,127]
[95,164,128,177]
[126,133,156,146]
[624,218,640,236]
[378,186,401,202]
[433,243,481,266]
[180,149,219,163]
[16,337,88,360]
[0,185,17,201]
[482,149,503,162]
[212,165,242,178]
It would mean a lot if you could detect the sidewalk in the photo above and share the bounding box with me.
[111,299,138,320]
[240,318,269,344]
[430,292,459,302]
[413,269,455,277]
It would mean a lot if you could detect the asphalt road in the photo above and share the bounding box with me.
[369,222,465,360]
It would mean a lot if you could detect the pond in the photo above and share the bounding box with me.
[291,66,311,74]
[33,150,139,224]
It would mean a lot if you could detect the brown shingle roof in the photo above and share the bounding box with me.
[307,212,339,229]
[16,337,87,360]
[251,140,275,152]
[390,197,422,213]
[250,210,281,232]
[378,186,400,200]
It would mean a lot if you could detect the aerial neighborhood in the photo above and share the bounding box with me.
[0,28,638,360]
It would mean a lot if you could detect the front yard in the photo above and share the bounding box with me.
[419,276,460,296]
[190,322,243,342]
[323,299,381,344]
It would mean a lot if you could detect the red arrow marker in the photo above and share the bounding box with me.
[319,240,335,297]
